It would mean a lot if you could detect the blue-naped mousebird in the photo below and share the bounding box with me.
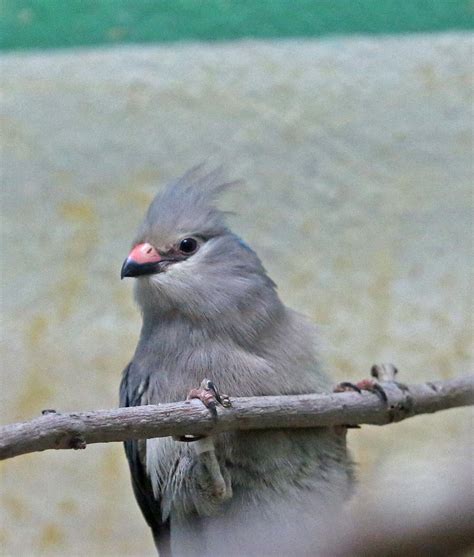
[120,167,353,556]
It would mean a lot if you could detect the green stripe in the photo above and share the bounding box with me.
[1,0,473,51]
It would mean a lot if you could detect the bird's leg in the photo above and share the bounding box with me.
[192,437,232,504]
[174,379,233,509]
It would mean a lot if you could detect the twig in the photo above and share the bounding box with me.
[0,375,472,461]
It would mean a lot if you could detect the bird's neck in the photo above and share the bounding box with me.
[139,292,285,351]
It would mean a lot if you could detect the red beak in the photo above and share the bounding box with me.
[121,242,162,279]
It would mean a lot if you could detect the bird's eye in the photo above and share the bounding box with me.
[179,237,198,254]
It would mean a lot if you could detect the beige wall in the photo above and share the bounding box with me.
[1,33,472,555]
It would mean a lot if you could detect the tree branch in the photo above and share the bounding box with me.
[1,375,472,461]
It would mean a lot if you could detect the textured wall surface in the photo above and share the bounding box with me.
[1,33,472,555]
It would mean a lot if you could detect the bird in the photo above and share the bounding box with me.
[119,167,354,556]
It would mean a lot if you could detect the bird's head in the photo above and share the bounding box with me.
[122,167,279,326]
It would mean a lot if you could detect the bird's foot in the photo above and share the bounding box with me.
[187,379,232,416]
[333,363,405,434]
[175,379,231,443]
[334,363,406,402]
[334,378,388,402]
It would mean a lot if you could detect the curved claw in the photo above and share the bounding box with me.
[334,379,388,403]
[370,382,388,403]
[206,380,232,408]
[334,381,362,394]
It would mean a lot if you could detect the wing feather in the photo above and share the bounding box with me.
[120,363,171,555]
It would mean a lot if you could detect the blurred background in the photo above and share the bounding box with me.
[1,1,473,555]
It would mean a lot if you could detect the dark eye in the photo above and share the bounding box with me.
[179,237,198,254]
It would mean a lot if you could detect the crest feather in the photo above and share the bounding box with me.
[139,166,240,243]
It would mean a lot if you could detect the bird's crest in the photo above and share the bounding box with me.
[138,166,238,243]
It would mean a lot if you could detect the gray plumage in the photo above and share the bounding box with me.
[120,167,353,556]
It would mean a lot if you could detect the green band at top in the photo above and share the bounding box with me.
[1,0,473,51]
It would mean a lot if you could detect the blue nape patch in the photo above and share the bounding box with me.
[237,237,254,253]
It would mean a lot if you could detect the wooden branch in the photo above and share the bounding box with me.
[1,375,472,461]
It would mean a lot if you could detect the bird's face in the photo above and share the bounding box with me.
[121,168,278,321]
[121,228,255,316]
[121,229,217,306]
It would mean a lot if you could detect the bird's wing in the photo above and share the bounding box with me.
[120,362,171,556]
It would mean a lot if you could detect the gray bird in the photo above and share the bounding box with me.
[120,168,353,556]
